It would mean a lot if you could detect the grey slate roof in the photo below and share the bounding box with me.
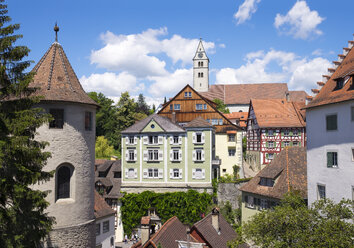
[184,116,213,128]
[121,114,185,133]
[95,159,123,199]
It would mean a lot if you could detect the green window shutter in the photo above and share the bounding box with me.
[265,130,268,136]
[281,142,285,148]
[327,152,333,167]
[281,130,284,137]
[298,129,301,137]
[266,153,269,159]
[298,141,301,147]
[289,131,293,136]
[290,141,293,146]
[266,142,269,148]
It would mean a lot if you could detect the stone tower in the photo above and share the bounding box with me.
[193,39,209,92]
[31,25,98,248]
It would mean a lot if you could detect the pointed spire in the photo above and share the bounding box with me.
[54,22,59,42]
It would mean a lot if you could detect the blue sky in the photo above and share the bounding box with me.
[9,0,354,106]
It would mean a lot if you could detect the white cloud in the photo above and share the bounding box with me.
[289,57,331,90]
[90,28,215,77]
[148,68,193,97]
[274,1,324,39]
[215,49,331,92]
[312,49,322,56]
[80,72,144,97]
[234,0,261,25]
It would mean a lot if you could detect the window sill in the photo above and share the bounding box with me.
[56,198,75,204]
[327,165,338,168]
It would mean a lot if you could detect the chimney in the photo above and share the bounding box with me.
[140,216,151,245]
[172,112,176,123]
[285,92,290,102]
[211,207,220,234]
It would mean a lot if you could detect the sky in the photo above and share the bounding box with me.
[8,0,354,107]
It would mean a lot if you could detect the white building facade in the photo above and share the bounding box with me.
[306,38,354,205]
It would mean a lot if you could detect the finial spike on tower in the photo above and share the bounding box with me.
[54,22,59,42]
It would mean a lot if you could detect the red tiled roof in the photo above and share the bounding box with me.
[141,216,151,225]
[191,212,238,248]
[251,99,306,128]
[94,191,115,219]
[306,43,354,108]
[143,216,200,248]
[240,147,307,199]
[29,42,98,106]
[200,83,292,104]
[224,112,248,121]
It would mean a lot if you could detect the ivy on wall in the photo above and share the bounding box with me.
[121,190,213,235]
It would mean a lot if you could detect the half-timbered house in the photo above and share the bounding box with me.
[246,98,306,170]
[158,84,243,178]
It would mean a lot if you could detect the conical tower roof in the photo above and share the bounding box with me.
[30,36,98,106]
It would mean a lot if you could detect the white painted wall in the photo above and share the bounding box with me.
[227,105,249,113]
[96,215,115,248]
[307,100,354,205]
[33,102,96,228]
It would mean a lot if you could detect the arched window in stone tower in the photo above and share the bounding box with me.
[57,165,72,199]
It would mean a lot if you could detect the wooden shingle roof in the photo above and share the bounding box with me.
[29,42,98,106]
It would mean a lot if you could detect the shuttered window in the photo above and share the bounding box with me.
[57,166,71,199]
[326,114,337,131]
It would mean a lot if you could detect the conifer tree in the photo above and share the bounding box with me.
[0,1,54,247]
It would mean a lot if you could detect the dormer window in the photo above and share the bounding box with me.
[335,76,350,90]
[259,177,274,187]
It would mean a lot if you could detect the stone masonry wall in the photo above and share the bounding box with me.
[43,220,95,248]
[217,182,248,209]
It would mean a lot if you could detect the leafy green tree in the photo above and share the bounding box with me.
[88,92,117,137]
[136,93,150,115]
[240,192,354,248]
[95,136,114,158]
[213,98,230,113]
[115,92,138,151]
[0,1,54,246]
[121,190,213,236]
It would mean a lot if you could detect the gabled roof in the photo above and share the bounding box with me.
[250,99,306,128]
[306,40,354,108]
[158,84,241,131]
[200,83,297,105]
[184,116,213,128]
[94,191,115,219]
[240,147,307,199]
[142,216,200,248]
[121,114,185,133]
[191,211,238,248]
[29,42,98,106]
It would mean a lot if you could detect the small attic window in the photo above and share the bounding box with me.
[335,76,350,90]
[259,177,274,187]
[151,124,155,129]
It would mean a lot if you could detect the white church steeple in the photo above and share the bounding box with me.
[193,39,209,92]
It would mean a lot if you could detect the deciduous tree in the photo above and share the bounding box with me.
[213,98,230,113]
[238,192,354,248]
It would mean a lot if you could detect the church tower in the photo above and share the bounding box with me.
[31,25,98,248]
[193,39,209,92]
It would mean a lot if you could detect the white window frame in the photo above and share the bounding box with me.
[268,153,274,160]
[174,104,181,110]
[125,168,137,179]
[103,220,109,233]
[192,168,205,179]
[228,134,235,142]
[126,149,137,162]
[317,184,326,200]
[196,104,203,110]
[228,148,236,156]
[170,168,183,179]
[268,130,274,136]
[193,132,205,144]
[327,151,338,168]
[246,195,255,209]
[284,141,290,147]
[268,141,274,148]
[211,119,218,125]
[219,119,223,125]
[283,130,289,136]
[203,104,207,110]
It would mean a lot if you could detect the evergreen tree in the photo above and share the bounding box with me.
[163,96,167,104]
[136,93,150,115]
[0,1,54,246]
